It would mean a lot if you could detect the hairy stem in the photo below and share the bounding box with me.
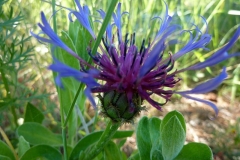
[83,121,121,160]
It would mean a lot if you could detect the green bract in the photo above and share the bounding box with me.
[98,91,145,123]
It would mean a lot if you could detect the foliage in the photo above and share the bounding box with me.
[0,0,239,160]
[0,0,48,128]
[133,111,213,160]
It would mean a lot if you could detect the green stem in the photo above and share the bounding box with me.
[91,0,118,55]
[61,104,68,160]
[0,68,18,127]
[83,121,121,160]
[50,0,68,159]
[0,127,18,160]
[63,0,119,127]
[63,84,82,127]
[51,0,118,159]
[10,106,18,127]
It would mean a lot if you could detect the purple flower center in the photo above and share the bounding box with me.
[90,31,179,110]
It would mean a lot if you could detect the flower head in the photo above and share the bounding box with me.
[32,0,240,122]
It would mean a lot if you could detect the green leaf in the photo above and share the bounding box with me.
[56,84,80,144]
[121,151,128,160]
[174,142,213,160]
[74,22,93,62]
[128,151,140,160]
[68,20,80,44]
[20,145,62,160]
[95,152,104,160]
[0,140,15,160]
[118,139,127,148]
[149,117,161,143]
[59,32,80,91]
[68,108,78,145]
[136,116,152,160]
[104,141,122,160]
[161,116,186,160]
[0,155,11,160]
[56,28,88,145]
[70,130,133,160]
[17,122,62,146]
[24,102,44,123]
[18,136,30,158]
[151,150,164,160]
[149,117,162,160]
[161,110,186,133]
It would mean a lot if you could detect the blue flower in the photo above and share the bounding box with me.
[68,0,96,39]
[33,0,240,117]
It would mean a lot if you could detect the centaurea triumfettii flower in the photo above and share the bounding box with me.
[32,0,240,122]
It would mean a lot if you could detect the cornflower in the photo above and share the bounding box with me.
[32,0,240,123]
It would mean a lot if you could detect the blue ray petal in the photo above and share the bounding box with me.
[139,25,177,78]
[177,67,227,94]
[187,52,240,70]
[84,87,97,109]
[112,3,128,42]
[179,94,218,115]
[97,9,113,43]
[138,41,165,78]
[186,27,240,70]
[31,12,82,61]
[48,58,99,107]
[173,29,212,60]
[68,0,96,38]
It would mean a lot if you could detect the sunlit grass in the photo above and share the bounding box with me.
[18,0,239,89]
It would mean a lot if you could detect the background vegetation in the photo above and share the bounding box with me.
[1,0,240,159]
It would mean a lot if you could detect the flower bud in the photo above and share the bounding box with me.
[98,91,145,123]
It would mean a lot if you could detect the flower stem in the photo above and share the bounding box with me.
[50,0,68,159]
[50,0,119,159]
[91,0,118,55]
[83,121,121,160]
[63,84,82,127]
[61,105,68,160]
[62,0,119,127]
